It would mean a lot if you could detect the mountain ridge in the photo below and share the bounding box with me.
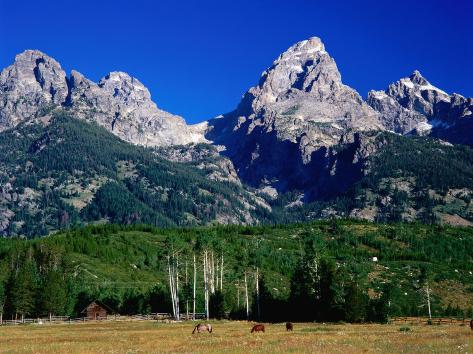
[1,37,473,234]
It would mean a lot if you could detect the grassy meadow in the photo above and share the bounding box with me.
[0,320,471,353]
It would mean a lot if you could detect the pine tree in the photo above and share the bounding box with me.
[39,270,67,318]
[209,290,225,319]
[344,282,368,323]
[9,260,38,320]
[0,280,5,324]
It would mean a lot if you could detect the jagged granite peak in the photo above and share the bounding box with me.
[368,70,472,139]
[0,50,206,146]
[216,36,383,158]
[206,36,383,197]
[0,50,68,131]
[69,69,207,146]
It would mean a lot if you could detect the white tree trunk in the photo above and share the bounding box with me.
[193,253,196,321]
[236,281,240,308]
[168,256,176,318]
[426,282,432,319]
[175,255,180,320]
[185,260,189,319]
[255,267,260,320]
[220,254,224,292]
[210,251,215,294]
[167,253,180,320]
[244,272,249,320]
[216,260,219,291]
[203,250,209,320]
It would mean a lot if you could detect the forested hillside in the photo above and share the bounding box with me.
[283,132,473,225]
[2,111,473,237]
[0,221,472,322]
[0,111,270,237]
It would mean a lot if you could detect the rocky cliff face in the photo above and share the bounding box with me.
[368,71,473,143]
[68,70,207,146]
[206,37,383,198]
[0,37,473,210]
[0,50,68,131]
[0,50,206,146]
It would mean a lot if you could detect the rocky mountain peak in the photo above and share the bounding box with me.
[409,70,429,86]
[0,50,68,130]
[97,71,152,105]
[224,36,382,151]
[368,70,472,140]
[208,36,382,197]
[0,50,207,146]
[275,36,327,62]
[388,71,450,100]
[243,36,343,112]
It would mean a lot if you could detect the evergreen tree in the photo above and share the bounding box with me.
[289,248,321,321]
[0,280,5,323]
[8,259,38,319]
[39,270,68,317]
[344,282,368,323]
[209,291,225,319]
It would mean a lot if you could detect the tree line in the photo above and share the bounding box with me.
[0,222,472,322]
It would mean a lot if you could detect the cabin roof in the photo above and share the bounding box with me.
[80,300,115,314]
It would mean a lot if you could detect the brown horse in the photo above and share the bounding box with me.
[192,323,213,334]
[251,324,265,333]
[286,322,293,331]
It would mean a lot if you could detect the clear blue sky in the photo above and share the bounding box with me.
[1,0,472,123]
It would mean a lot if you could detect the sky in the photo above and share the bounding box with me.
[1,0,472,124]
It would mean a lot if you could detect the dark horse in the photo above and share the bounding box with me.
[251,324,265,333]
[470,319,473,330]
[192,323,213,334]
[286,322,293,331]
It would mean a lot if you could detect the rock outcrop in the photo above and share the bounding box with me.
[206,37,383,197]
[0,50,68,131]
[368,71,473,143]
[68,70,206,146]
[0,50,206,146]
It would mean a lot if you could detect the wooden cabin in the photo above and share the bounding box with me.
[81,301,113,320]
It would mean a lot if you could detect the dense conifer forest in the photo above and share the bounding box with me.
[2,112,473,237]
[0,221,472,322]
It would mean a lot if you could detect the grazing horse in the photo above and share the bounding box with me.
[192,323,212,334]
[470,319,473,330]
[286,322,293,331]
[251,324,265,333]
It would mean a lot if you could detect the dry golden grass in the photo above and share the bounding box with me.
[0,320,471,353]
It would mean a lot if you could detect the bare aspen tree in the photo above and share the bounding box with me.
[193,253,196,321]
[167,255,176,319]
[426,281,432,319]
[203,250,209,320]
[236,281,240,308]
[216,259,219,291]
[175,256,180,320]
[185,259,189,319]
[220,254,224,292]
[255,267,260,320]
[210,250,215,294]
[244,271,249,320]
[167,253,180,320]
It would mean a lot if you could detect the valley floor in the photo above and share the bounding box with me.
[0,320,471,353]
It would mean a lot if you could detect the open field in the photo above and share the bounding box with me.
[0,321,471,353]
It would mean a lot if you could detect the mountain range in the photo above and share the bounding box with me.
[1,37,473,236]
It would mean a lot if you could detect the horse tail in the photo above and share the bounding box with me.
[192,325,197,334]
[251,326,255,333]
